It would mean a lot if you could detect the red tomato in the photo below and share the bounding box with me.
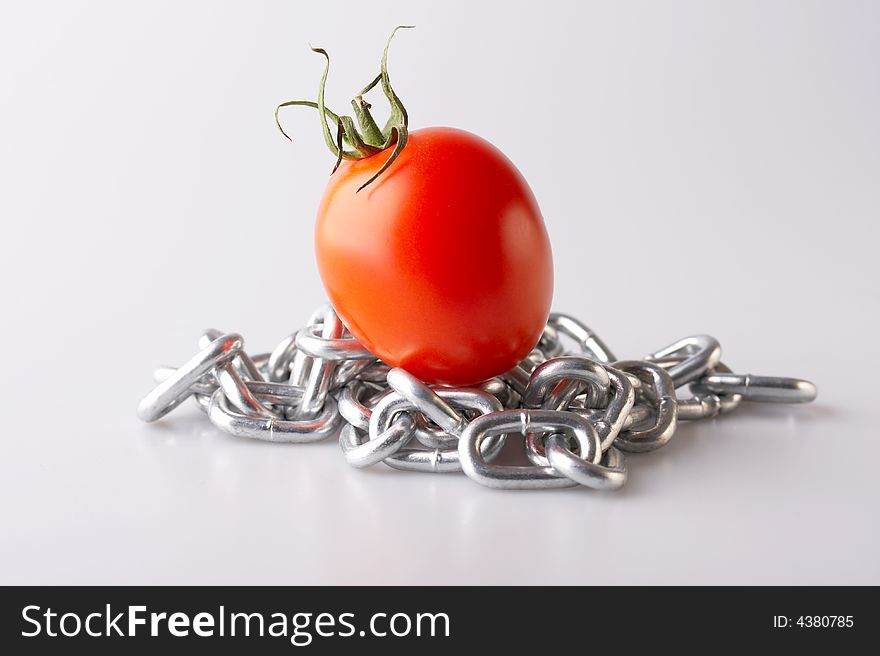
[315,127,553,385]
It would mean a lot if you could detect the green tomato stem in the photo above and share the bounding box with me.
[275,26,414,192]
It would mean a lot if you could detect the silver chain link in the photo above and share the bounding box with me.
[137,307,818,491]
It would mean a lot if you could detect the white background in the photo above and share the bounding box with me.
[2,0,877,584]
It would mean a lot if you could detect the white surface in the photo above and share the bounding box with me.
[2,0,878,584]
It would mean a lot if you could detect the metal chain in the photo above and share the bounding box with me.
[137,307,818,491]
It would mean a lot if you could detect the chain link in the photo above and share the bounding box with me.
[138,307,818,491]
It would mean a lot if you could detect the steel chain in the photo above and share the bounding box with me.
[138,307,818,491]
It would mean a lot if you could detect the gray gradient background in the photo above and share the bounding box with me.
[2,0,877,584]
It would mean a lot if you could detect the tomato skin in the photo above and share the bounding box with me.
[315,127,553,385]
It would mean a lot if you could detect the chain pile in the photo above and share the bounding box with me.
[137,306,817,491]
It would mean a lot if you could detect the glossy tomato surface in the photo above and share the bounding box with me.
[315,127,553,385]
